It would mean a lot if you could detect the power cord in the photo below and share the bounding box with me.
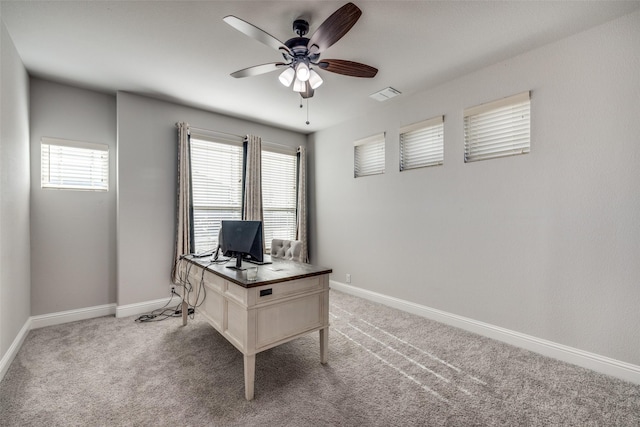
[136,255,221,323]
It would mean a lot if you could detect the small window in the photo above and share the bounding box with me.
[41,137,109,191]
[400,116,444,171]
[464,91,530,163]
[354,132,385,178]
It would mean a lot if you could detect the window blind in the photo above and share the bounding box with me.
[464,91,531,163]
[190,137,243,253]
[354,132,385,178]
[261,150,297,249]
[41,137,109,191]
[400,116,444,171]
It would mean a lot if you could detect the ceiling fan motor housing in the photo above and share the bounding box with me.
[284,35,320,65]
[292,19,309,36]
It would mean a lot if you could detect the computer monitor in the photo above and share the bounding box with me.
[219,220,264,270]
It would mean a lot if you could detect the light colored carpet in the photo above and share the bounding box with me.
[1,289,639,426]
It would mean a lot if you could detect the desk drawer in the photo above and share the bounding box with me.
[250,276,321,306]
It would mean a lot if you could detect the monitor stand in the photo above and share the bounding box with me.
[226,254,246,270]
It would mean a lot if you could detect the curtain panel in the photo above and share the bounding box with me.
[171,122,192,284]
[243,135,265,252]
[296,146,309,263]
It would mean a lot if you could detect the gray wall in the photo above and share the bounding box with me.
[0,20,30,358]
[116,92,306,305]
[309,10,640,366]
[29,79,117,315]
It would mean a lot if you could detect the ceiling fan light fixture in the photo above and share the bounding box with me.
[292,78,306,93]
[308,69,323,89]
[278,67,295,87]
[296,62,310,82]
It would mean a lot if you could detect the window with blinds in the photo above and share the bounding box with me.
[400,116,444,171]
[354,132,385,178]
[190,136,243,253]
[41,137,109,191]
[262,150,297,249]
[464,91,531,163]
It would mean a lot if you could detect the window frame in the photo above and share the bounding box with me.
[354,132,386,178]
[188,134,299,254]
[399,115,444,171]
[464,91,531,163]
[40,137,109,191]
[189,134,245,254]
[261,146,298,251]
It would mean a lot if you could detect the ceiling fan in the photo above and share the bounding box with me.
[223,2,378,99]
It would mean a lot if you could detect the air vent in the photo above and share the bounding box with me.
[369,87,401,102]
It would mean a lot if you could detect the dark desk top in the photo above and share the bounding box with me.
[183,255,332,288]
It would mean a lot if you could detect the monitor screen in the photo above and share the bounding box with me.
[220,220,264,269]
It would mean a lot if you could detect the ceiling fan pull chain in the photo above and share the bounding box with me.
[306,98,310,125]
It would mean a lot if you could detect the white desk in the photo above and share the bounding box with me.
[178,256,331,400]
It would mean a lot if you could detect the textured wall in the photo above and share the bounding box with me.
[0,20,30,356]
[309,11,640,365]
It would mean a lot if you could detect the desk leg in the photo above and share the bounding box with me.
[244,354,256,400]
[320,328,328,364]
[181,300,188,326]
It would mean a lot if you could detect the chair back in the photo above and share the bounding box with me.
[271,239,303,262]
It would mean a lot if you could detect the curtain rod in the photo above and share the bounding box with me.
[188,126,240,139]
[179,123,297,151]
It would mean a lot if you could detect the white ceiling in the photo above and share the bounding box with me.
[2,1,638,134]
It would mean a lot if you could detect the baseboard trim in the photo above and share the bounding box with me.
[0,317,31,383]
[115,297,173,318]
[31,303,117,330]
[330,280,640,385]
[1,297,175,382]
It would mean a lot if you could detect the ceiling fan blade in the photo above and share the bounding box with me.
[223,16,291,55]
[307,2,362,55]
[318,59,378,78]
[230,62,287,78]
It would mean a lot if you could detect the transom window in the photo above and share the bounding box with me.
[464,91,531,163]
[400,116,444,171]
[354,132,385,178]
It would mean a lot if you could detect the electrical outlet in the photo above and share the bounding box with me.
[170,285,176,295]
[346,273,351,284]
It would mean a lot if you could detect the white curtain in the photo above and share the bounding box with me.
[172,122,191,284]
[243,135,265,251]
[296,146,309,263]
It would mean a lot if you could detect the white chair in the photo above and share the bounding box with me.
[271,239,303,262]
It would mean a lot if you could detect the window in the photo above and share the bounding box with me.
[190,136,243,253]
[189,135,299,254]
[400,116,444,171]
[262,150,297,249]
[354,132,385,178]
[464,91,531,163]
[41,137,109,191]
